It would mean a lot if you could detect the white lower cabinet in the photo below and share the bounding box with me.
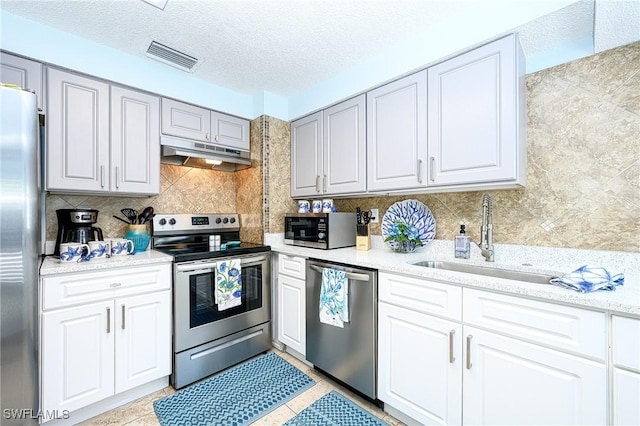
[378,272,462,425]
[276,254,306,356]
[40,263,172,419]
[378,302,462,426]
[42,301,114,413]
[114,292,172,393]
[463,326,606,425]
[611,315,640,426]
[378,272,607,426]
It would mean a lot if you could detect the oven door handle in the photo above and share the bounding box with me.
[176,262,217,273]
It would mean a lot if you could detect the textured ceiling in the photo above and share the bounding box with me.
[0,0,613,98]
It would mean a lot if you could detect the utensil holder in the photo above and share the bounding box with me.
[356,235,371,251]
[124,224,150,253]
[356,224,370,251]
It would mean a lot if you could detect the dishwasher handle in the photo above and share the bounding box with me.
[309,264,370,282]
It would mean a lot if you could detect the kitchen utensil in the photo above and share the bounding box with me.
[112,215,131,225]
[120,208,138,224]
[363,211,371,225]
[356,207,362,224]
[137,206,154,224]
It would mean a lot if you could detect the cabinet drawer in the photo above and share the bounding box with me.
[378,272,462,321]
[278,254,306,280]
[463,288,606,360]
[42,263,172,310]
[612,315,640,371]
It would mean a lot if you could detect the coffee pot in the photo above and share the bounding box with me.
[54,209,104,255]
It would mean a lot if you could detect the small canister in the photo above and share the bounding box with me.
[209,234,221,249]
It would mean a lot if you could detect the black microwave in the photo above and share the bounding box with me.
[284,213,356,249]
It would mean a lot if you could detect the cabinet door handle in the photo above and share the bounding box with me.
[115,166,120,190]
[100,165,105,188]
[323,175,327,192]
[449,330,456,363]
[215,135,219,142]
[417,159,423,183]
[106,307,111,333]
[430,157,435,182]
[206,133,210,141]
[466,334,473,369]
[121,305,126,330]
[315,175,320,193]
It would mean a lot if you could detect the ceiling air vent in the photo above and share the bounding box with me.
[146,41,199,72]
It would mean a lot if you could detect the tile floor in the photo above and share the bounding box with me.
[79,348,406,426]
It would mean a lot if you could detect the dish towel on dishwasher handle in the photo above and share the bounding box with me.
[216,258,242,311]
[319,268,349,328]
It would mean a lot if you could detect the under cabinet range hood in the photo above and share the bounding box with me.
[160,135,251,171]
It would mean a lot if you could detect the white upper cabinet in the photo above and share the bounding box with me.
[291,95,366,198]
[47,68,110,193]
[161,98,211,142]
[46,68,160,195]
[291,111,323,198]
[367,71,427,192]
[0,52,44,112]
[427,34,526,188]
[161,98,249,151]
[323,94,366,194]
[111,85,160,194]
[211,111,250,151]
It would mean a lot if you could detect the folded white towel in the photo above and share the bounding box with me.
[319,268,349,328]
[550,265,624,293]
[216,258,242,311]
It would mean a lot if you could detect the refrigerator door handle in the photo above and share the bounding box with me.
[309,264,370,282]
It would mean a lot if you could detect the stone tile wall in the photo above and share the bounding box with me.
[45,165,238,241]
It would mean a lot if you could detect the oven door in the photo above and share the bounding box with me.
[174,253,271,353]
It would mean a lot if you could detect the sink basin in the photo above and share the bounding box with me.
[412,260,559,285]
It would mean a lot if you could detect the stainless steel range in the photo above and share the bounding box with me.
[151,213,271,389]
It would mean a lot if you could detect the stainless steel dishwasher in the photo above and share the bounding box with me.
[306,258,378,400]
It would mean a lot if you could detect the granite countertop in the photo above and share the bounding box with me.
[265,234,640,316]
[40,249,173,276]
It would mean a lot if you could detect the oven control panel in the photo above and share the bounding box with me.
[152,213,239,235]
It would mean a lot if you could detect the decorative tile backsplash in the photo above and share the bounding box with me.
[45,41,639,253]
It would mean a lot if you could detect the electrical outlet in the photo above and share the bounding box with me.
[370,209,379,223]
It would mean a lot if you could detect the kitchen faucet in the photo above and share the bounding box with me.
[478,194,494,262]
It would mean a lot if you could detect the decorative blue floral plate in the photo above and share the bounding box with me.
[382,199,436,251]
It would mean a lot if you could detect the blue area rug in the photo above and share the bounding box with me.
[284,391,390,426]
[153,352,315,426]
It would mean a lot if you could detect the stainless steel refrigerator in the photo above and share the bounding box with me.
[0,85,40,425]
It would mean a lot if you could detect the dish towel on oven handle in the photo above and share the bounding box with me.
[319,268,349,328]
[216,258,242,311]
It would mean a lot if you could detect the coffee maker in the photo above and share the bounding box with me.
[54,209,104,255]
